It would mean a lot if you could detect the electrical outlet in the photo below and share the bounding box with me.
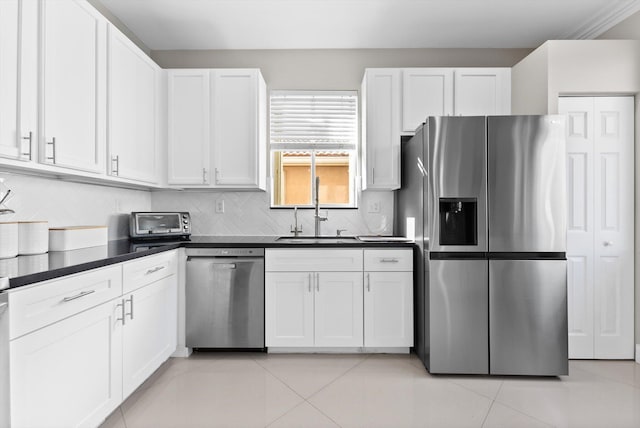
[367,200,380,213]
[215,199,225,213]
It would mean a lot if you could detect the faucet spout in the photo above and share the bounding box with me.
[314,176,328,237]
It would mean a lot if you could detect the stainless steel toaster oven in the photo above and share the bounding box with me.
[130,212,191,240]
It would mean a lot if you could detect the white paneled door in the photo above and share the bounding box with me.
[559,96,634,359]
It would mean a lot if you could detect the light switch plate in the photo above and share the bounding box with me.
[368,200,380,213]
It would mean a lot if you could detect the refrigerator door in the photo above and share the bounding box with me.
[489,259,568,375]
[487,115,566,253]
[428,116,487,253]
[429,259,488,374]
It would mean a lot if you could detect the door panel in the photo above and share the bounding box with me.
[402,68,453,132]
[265,272,314,347]
[428,116,487,252]
[429,259,488,374]
[488,115,566,252]
[489,260,568,376]
[314,272,363,347]
[559,96,634,360]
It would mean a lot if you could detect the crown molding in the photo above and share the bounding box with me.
[563,0,640,39]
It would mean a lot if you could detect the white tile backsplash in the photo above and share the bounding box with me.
[0,173,151,240]
[0,172,394,239]
[151,190,394,236]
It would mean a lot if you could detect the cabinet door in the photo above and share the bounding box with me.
[362,69,401,190]
[211,69,264,188]
[122,275,177,399]
[364,272,413,347]
[0,0,37,161]
[314,272,363,347]
[453,68,511,116]
[41,0,106,172]
[107,25,158,183]
[167,69,210,185]
[10,299,123,428]
[265,272,314,347]
[402,68,453,133]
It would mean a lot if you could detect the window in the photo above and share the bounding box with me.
[270,91,358,207]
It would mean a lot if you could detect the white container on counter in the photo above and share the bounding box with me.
[0,222,18,259]
[49,226,108,251]
[18,221,49,255]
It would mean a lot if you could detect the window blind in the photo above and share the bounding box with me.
[270,90,358,150]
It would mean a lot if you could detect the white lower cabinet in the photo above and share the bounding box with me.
[10,298,123,428]
[8,250,178,427]
[364,272,413,347]
[122,275,177,399]
[363,249,414,348]
[265,248,413,351]
[265,271,363,348]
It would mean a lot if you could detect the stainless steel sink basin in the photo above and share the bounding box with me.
[276,236,359,244]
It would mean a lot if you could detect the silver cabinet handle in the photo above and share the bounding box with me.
[380,258,399,263]
[202,167,207,184]
[46,137,56,163]
[111,155,119,175]
[62,289,95,302]
[316,272,319,292]
[214,168,220,184]
[145,265,165,275]
[367,273,371,292]
[372,167,375,184]
[126,295,134,320]
[308,273,312,292]
[116,299,126,325]
[0,302,8,314]
[604,241,614,247]
[21,131,33,160]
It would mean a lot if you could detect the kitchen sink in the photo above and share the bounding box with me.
[276,236,359,244]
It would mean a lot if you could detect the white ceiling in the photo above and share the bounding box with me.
[98,0,640,50]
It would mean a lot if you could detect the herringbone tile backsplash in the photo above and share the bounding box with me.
[0,173,394,239]
[152,190,394,237]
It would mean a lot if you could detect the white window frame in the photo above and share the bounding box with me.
[269,90,359,208]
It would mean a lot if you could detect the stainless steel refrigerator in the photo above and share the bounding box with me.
[395,115,568,376]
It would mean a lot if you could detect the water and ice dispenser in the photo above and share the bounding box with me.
[439,198,477,246]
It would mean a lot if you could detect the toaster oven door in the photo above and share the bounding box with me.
[134,213,183,236]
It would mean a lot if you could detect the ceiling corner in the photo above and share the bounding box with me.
[562,0,640,40]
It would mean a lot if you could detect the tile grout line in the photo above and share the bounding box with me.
[480,399,496,428]
[490,380,557,428]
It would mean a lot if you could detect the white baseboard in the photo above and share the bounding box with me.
[171,346,192,358]
[267,347,410,354]
[636,344,640,364]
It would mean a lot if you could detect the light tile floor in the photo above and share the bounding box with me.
[100,353,640,428]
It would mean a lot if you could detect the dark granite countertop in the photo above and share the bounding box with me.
[0,235,416,290]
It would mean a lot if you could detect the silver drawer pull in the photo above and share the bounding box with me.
[212,263,236,270]
[380,258,399,263]
[145,266,165,275]
[62,290,95,302]
[0,302,8,314]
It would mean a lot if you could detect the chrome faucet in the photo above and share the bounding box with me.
[314,177,328,237]
[290,206,302,237]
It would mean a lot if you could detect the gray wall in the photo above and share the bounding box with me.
[151,48,531,90]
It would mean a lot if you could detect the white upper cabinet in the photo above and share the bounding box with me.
[402,68,454,133]
[167,69,211,185]
[107,25,159,183]
[211,69,267,189]
[361,68,401,190]
[0,0,37,162]
[167,68,267,189]
[453,68,511,116]
[40,0,106,173]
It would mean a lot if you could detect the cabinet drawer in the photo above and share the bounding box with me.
[364,249,413,271]
[266,249,363,272]
[123,250,177,294]
[9,265,123,339]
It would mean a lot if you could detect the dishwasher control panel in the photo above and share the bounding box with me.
[185,248,264,257]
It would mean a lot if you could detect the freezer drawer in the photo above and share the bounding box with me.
[489,259,568,375]
[429,259,488,374]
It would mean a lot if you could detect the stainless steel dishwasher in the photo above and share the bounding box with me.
[185,248,265,349]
